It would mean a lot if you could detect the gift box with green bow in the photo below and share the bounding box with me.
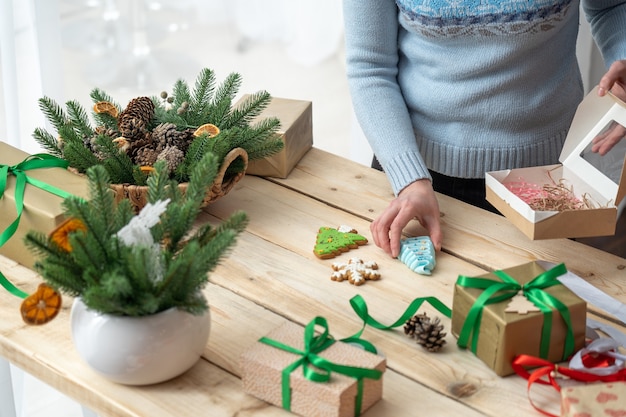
[240,317,386,417]
[451,261,587,376]
[0,142,89,272]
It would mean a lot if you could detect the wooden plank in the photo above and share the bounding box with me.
[0,256,485,417]
[202,182,565,416]
[262,148,626,320]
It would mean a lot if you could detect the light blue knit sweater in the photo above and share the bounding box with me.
[343,0,626,195]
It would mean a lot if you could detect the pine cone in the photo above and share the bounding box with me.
[118,117,148,141]
[117,97,155,140]
[127,131,153,161]
[152,123,195,154]
[119,97,154,123]
[404,313,447,352]
[134,146,159,167]
[157,145,185,173]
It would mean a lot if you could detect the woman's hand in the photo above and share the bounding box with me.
[370,179,443,258]
[597,60,626,100]
[594,60,626,155]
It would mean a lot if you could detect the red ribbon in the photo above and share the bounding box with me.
[512,353,626,416]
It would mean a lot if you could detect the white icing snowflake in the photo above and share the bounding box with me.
[331,258,380,286]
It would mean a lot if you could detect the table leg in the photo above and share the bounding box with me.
[0,357,18,417]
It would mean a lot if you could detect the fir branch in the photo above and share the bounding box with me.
[56,123,83,147]
[66,100,94,139]
[209,72,242,126]
[190,68,216,124]
[90,87,120,108]
[89,88,121,129]
[32,127,63,157]
[146,160,171,204]
[38,96,68,133]
[62,142,101,173]
[222,90,272,129]
[172,79,192,112]
[93,137,135,183]
[244,138,285,161]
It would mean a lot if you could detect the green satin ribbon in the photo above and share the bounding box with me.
[456,263,575,361]
[259,316,383,416]
[0,154,74,299]
[345,294,452,344]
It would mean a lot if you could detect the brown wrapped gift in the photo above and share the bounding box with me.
[237,95,313,178]
[451,261,586,376]
[0,142,89,269]
[240,319,386,417]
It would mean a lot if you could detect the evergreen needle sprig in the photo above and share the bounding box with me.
[25,152,248,317]
[32,67,285,186]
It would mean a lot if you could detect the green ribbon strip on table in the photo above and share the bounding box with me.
[0,154,75,299]
[259,316,383,417]
[455,262,576,360]
[344,294,452,347]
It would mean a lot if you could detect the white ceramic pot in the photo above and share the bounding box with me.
[70,297,210,385]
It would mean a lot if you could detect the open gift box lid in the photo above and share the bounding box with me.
[486,87,626,240]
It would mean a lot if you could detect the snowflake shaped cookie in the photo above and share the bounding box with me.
[398,236,436,275]
[331,258,380,286]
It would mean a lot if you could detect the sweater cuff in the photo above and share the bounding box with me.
[384,152,432,196]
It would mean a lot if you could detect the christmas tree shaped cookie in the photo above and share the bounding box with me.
[313,225,368,259]
[398,236,436,275]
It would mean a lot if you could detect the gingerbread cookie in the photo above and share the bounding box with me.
[331,258,380,286]
[313,226,368,259]
[398,236,436,275]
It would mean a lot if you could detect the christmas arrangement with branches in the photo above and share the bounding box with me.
[24,152,248,317]
[32,67,284,187]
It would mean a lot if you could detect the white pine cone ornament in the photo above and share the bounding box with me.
[403,312,447,352]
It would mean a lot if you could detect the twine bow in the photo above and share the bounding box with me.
[259,316,382,416]
[456,263,575,360]
[0,154,74,298]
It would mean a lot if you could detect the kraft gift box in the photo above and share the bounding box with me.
[0,142,89,269]
[451,261,587,376]
[486,87,626,240]
[240,320,386,417]
[236,95,313,178]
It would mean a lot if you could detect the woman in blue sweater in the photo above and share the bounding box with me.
[343,0,626,258]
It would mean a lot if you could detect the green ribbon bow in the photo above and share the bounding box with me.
[455,263,575,360]
[345,294,452,345]
[259,316,383,417]
[0,154,74,299]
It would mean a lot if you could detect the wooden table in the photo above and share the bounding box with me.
[1,147,625,417]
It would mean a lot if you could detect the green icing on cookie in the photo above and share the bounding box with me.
[314,227,368,258]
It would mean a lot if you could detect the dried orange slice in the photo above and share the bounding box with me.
[20,283,62,325]
[93,101,119,118]
[140,165,155,174]
[193,123,220,138]
[50,217,87,252]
